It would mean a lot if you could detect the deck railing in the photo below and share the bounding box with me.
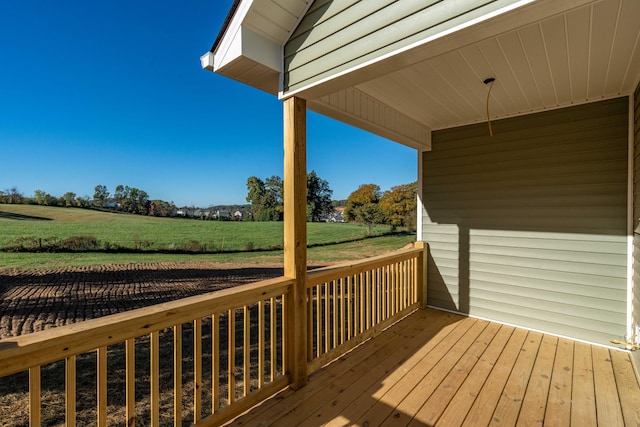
[0,277,293,426]
[0,243,427,426]
[306,244,426,373]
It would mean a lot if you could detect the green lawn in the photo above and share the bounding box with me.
[0,205,391,251]
[0,205,416,269]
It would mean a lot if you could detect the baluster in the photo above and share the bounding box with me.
[324,282,330,354]
[98,346,107,427]
[347,276,352,340]
[307,288,313,361]
[316,285,322,357]
[150,332,160,427]
[228,309,235,404]
[193,319,202,423]
[212,314,220,413]
[126,338,135,427]
[173,325,182,426]
[359,273,365,334]
[29,366,41,426]
[270,297,276,381]
[332,279,338,349]
[243,305,250,397]
[66,355,76,427]
[258,301,265,389]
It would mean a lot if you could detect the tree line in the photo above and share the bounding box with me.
[244,172,417,230]
[2,178,418,229]
[0,185,177,217]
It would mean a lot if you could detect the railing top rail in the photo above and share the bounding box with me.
[307,246,423,287]
[0,276,294,377]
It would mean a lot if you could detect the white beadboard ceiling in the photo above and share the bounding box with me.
[352,0,640,131]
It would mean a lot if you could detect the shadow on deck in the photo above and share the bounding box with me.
[226,309,640,426]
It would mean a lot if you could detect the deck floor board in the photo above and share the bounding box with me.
[224,309,640,427]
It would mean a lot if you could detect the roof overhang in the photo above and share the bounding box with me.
[203,0,640,150]
[201,0,311,94]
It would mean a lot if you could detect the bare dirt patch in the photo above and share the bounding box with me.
[0,262,285,339]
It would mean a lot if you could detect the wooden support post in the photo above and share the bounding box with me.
[284,96,308,389]
[415,241,428,308]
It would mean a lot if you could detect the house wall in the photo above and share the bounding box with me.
[283,0,521,94]
[422,98,629,346]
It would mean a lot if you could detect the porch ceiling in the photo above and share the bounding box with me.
[206,0,640,147]
[304,0,640,137]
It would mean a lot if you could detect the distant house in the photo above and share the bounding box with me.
[233,210,243,219]
[215,210,230,219]
[326,207,345,223]
[330,214,345,223]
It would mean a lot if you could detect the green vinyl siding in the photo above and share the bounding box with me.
[283,0,519,94]
[422,97,629,346]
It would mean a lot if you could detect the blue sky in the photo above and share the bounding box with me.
[0,1,417,207]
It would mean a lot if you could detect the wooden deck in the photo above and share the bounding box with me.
[225,309,640,426]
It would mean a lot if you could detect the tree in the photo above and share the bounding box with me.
[246,176,265,221]
[114,184,128,209]
[345,184,383,234]
[132,189,150,215]
[5,187,23,204]
[62,192,77,207]
[379,182,417,229]
[33,190,59,206]
[264,175,283,220]
[93,185,109,207]
[148,200,176,217]
[247,172,334,222]
[306,170,333,222]
[33,189,48,205]
[246,176,282,221]
[113,185,149,214]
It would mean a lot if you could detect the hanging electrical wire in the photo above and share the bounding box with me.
[484,77,496,136]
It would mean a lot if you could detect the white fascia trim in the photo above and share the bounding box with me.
[203,25,281,78]
[201,1,252,72]
[213,0,253,60]
[203,0,282,75]
[201,51,214,71]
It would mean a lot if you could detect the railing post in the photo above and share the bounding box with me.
[283,96,308,389]
[415,241,428,308]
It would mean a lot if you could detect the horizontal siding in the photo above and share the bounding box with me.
[283,0,519,94]
[423,98,629,346]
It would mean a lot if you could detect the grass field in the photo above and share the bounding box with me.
[0,204,415,269]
